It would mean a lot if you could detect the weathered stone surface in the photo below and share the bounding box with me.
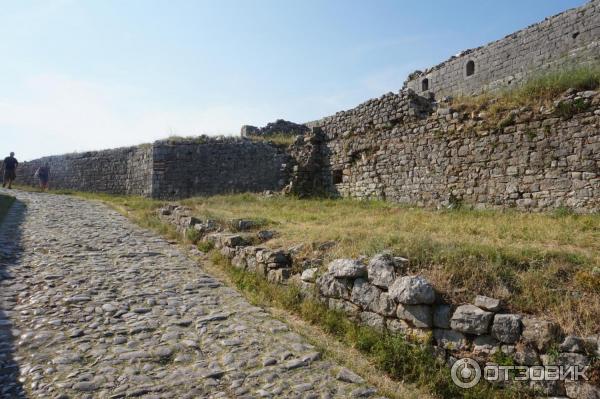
[300,267,319,283]
[366,253,396,289]
[388,276,435,305]
[0,191,378,398]
[491,314,521,343]
[450,305,493,335]
[564,382,600,399]
[521,317,563,352]
[316,272,352,299]
[433,329,468,351]
[513,345,540,366]
[350,278,394,315]
[433,305,452,329]
[396,304,432,328]
[374,292,396,317]
[474,295,502,312]
[15,137,291,200]
[328,259,367,279]
[336,368,365,384]
[472,335,499,355]
[559,335,597,354]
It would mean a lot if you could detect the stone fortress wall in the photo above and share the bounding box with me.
[295,89,600,212]
[404,0,600,98]
[150,138,290,199]
[8,138,290,199]
[12,146,154,196]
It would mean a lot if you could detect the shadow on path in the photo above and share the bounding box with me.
[0,196,26,398]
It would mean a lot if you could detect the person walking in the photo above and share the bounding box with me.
[35,163,50,191]
[2,152,18,189]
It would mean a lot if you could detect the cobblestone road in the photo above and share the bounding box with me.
[0,190,378,399]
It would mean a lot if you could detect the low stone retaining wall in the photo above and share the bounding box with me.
[159,204,599,398]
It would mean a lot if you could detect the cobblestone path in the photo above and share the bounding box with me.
[0,190,378,399]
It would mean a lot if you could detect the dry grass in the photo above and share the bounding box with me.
[247,132,297,148]
[453,64,600,119]
[177,193,600,336]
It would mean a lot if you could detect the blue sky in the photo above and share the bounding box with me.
[0,0,586,160]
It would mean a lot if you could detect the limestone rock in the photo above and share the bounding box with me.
[473,335,499,355]
[565,382,600,399]
[450,304,493,335]
[301,267,319,283]
[491,314,521,343]
[521,317,562,352]
[350,278,382,310]
[366,253,396,289]
[474,295,502,312]
[327,259,367,279]
[336,368,365,384]
[316,272,351,299]
[433,329,468,351]
[559,335,597,354]
[513,345,540,366]
[389,276,435,305]
[433,305,452,329]
[374,292,396,317]
[396,304,433,328]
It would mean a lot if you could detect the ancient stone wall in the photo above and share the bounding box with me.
[404,0,600,98]
[11,145,154,196]
[297,89,600,212]
[8,138,290,199]
[151,138,290,199]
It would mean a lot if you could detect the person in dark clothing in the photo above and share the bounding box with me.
[2,152,18,189]
[35,163,50,191]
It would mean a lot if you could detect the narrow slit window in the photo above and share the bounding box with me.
[332,169,343,185]
[421,78,429,92]
[466,60,475,77]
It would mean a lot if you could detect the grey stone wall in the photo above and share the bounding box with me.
[151,137,290,199]
[404,0,600,98]
[9,138,290,199]
[297,89,600,212]
[11,145,154,196]
[240,119,309,138]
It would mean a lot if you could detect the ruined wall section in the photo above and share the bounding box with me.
[404,0,600,98]
[12,145,154,196]
[151,138,291,199]
[304,90,600,212]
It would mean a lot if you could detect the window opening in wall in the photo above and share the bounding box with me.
[466,60,475,77]
[332,169,343,185]
[421,78,429,92]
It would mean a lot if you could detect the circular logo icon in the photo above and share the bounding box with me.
[451,358,482,388]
